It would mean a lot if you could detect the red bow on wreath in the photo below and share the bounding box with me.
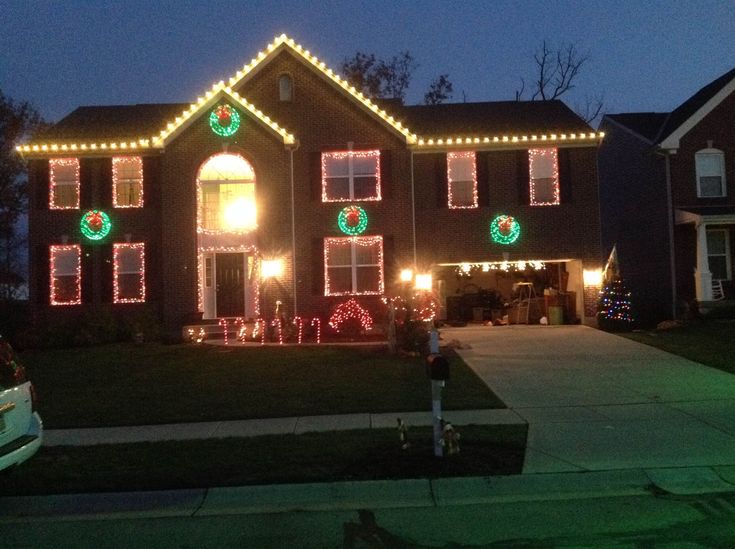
[215,105,232,128]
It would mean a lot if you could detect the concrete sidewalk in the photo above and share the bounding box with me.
[43,408,524,446]
[3,466,735,523]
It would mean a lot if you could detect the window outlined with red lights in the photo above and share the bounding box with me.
[324,236,384,296]
[322,150,381,202]
[529,148,560,206]
[50,244,81,305]
[113,243,145,303]
[113,156,144,208]
[49,158,80,209]
[447,151,478,208]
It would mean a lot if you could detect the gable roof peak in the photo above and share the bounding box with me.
[658,65,735,149]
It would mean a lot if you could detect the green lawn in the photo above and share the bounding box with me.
[621,320,735,374]
[0,425,527,496]
[20,343,503,428]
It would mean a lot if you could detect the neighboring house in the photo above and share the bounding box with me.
[18,35,604,339]
[599,67,735,325]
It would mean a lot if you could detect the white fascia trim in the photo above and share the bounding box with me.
[660,77,735,150]
[675,209,735,225]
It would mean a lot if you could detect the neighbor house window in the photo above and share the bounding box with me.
[113,243,146,303]
[447,151,478,208]
[529,148,560,206]
[696,149,726,197]
[50,244,81,305]
[707,228,732,281]
[278,74,293,102]
[112,156,144,207]
[324,236,384,295]
[322,150,381,202]
[49,158,80,209]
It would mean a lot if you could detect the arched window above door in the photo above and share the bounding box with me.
[197,153,257,233]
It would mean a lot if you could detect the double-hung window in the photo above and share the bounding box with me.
[529,148,560,206]
[50,245,81,305]
[447,152,478,208]
[113,243,146,303]
[322,150,381,201]
[696,149,726,197]
[49,158,80,209]
[113,156,144,207]
[324,236,384,295]
[707,229,731,281]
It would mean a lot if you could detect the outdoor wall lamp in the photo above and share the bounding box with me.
[261,258,284,280]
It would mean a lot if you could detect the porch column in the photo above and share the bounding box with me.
[694,221,713,301]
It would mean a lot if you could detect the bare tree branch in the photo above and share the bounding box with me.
[514,40,603,125]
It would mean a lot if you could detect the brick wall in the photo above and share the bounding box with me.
[27,47,604,336]
[597,119,672,325]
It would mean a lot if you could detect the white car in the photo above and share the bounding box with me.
[0,337,42,471]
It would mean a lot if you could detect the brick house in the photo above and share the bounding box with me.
[18,35,605,340]
[599,67,735,324]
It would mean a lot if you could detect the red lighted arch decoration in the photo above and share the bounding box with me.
[328,299,373,332]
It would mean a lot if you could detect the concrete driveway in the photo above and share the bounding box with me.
[443,325,735,474]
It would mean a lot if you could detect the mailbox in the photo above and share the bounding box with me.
[426,353,450,381]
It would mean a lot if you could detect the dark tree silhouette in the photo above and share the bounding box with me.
[424,74,454,105]
[342,51,454,104]
[0,90,44,299]
[515,40,604,124]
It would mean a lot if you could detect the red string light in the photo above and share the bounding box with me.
[113,243,145,303]
[49,158,80,210]
[294,316,303,344]
[311,317,321,344]
[49,244,81,306]
[321,150,381,202]
[329,299,373,333]
[112,156,144,208]
[271,318,284,345]
[447,151,478,209]
[529,148,560,206]
[219,318,229,345]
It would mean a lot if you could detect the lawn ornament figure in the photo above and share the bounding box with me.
[440,422,461,455]
[396,417,410,450]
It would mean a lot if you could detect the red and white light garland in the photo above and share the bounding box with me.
[113,243,146,303]
[324,236,384,296]
[529,148,560,206]
[329,299,373,333]
[49,244,81,306]
[321,150,381,202]
[447,151,478,209]
[112,156,144,208]
[49,158,80,210]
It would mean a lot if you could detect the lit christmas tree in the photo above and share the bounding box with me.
[597,246,635,331]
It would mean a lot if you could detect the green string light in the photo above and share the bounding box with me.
[209,105,241,137]
[80,210,112,241]
[338,205,368,235]
[490,215,520,245]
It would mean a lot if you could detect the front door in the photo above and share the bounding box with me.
[216,253,245,317]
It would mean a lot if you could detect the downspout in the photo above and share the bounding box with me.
[664,151,677,318]
[289,144,298,316]
[410,151,417,267]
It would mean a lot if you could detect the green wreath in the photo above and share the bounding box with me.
[209,105,241,137]
[490,215,520,245]
[338,205,368,236]
[80,209,112,241]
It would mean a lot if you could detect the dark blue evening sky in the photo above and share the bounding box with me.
[1,0,734,127]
